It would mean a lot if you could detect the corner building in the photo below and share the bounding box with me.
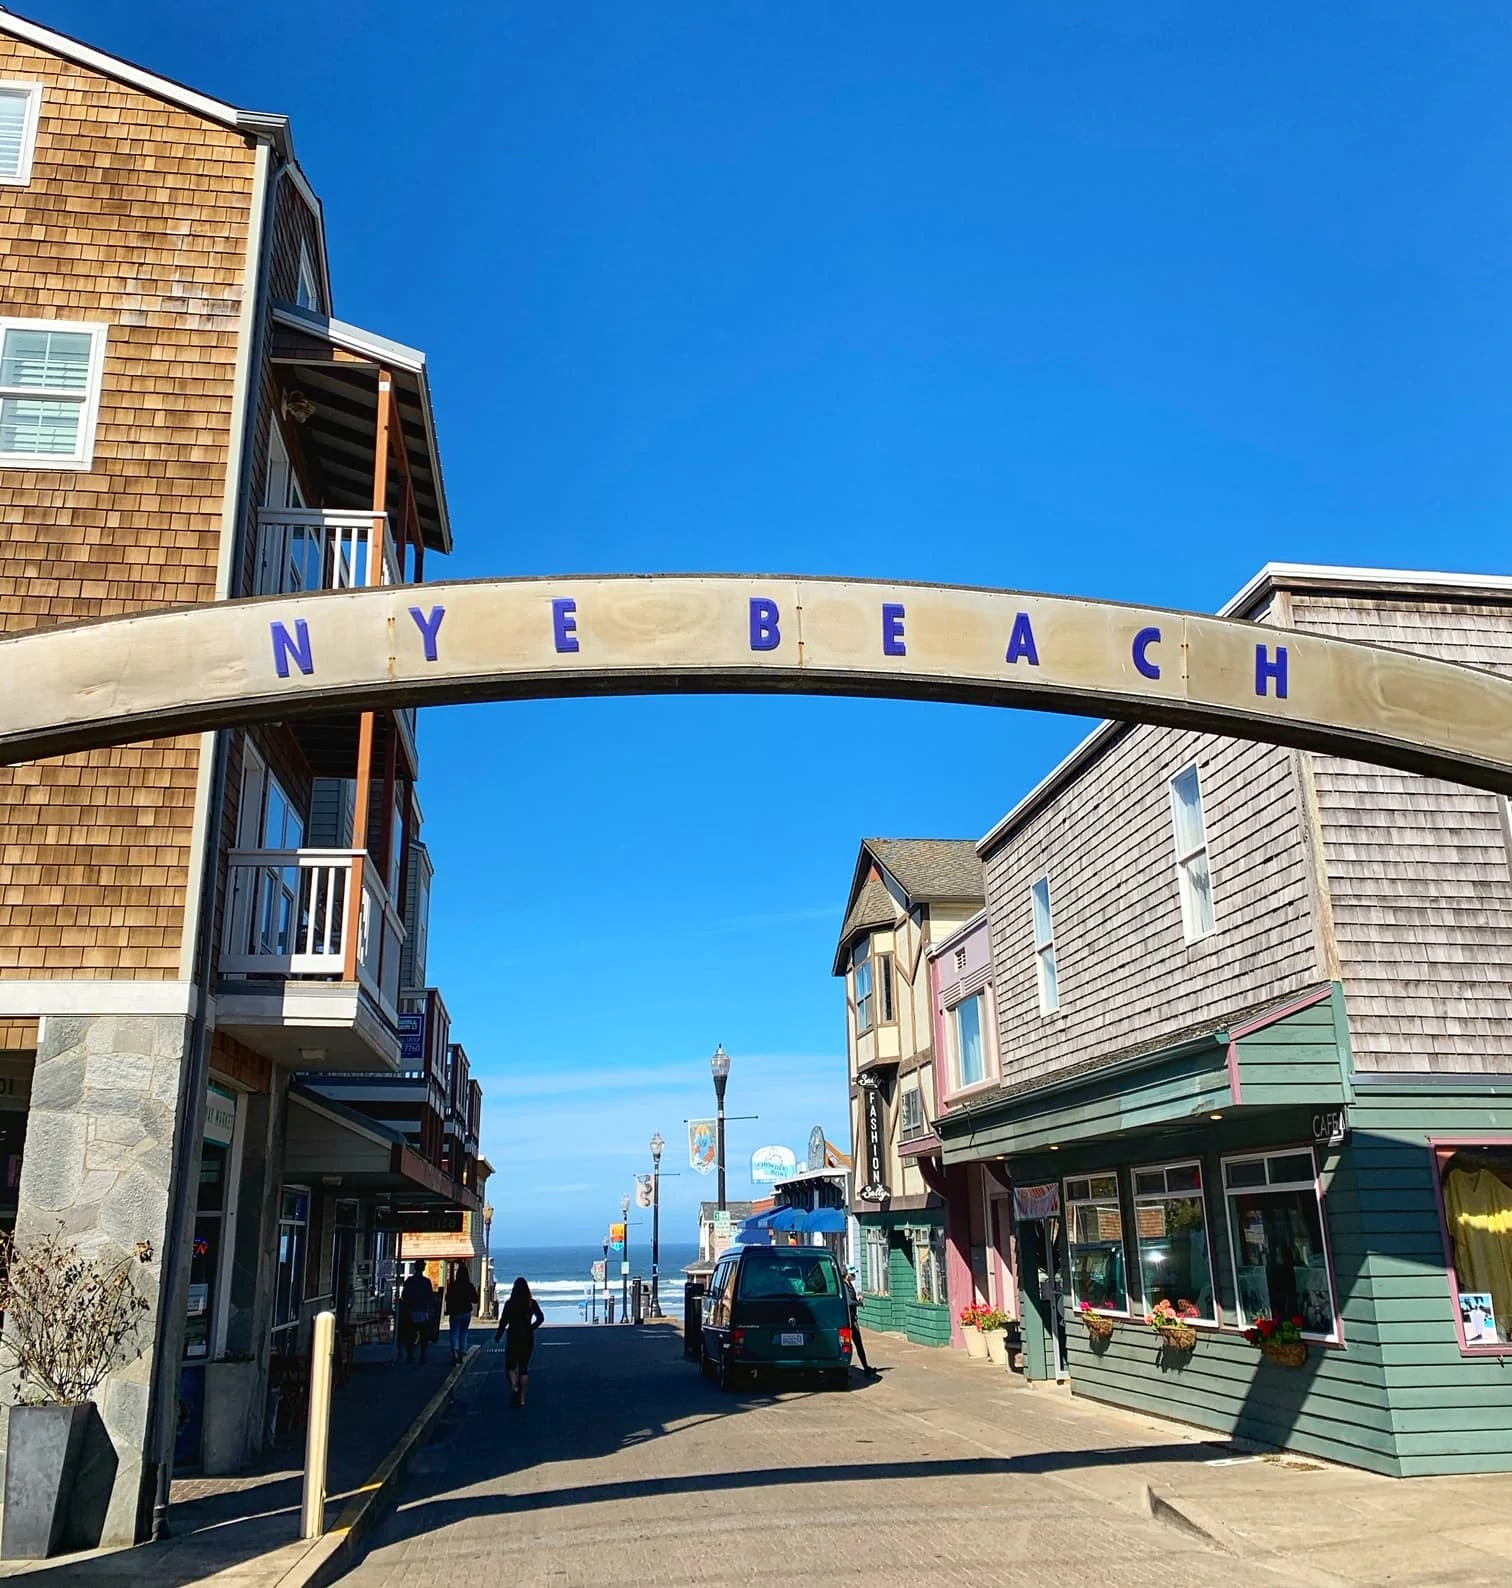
[0,12,482,1545]
[940,564,1512,1476]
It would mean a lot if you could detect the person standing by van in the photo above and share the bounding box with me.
[844,1266,876,1375]
[444,1262,480,1364]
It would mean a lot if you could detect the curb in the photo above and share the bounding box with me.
[272,1343,480,1588]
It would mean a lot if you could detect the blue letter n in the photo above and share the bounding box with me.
[1255,642,1289,699]
[271,619,313,679]
[749,597,781,652]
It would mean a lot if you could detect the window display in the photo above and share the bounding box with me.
[1132,1161,1215,1321]
[1437,1144,1512,1348]
[1223,1149,1335,1338]
[1064,1173,1128,1312]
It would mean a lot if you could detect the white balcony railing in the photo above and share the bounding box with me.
[221,847,405,1024]
[253,508,401,597]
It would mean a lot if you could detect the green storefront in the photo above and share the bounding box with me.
[854,1208,951,1348]
[939,984,1512,1477]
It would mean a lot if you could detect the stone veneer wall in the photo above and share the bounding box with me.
[0,1012,196,1547]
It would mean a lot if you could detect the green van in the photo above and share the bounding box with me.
[699,1245,853,1391]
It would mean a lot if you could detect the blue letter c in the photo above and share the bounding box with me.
[1133,626,1161,681]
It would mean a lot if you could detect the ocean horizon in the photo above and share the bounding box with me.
[489,1240,702,1326]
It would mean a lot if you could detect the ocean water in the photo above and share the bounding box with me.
[491,1241,702,1326]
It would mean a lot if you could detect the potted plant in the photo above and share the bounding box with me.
[0,1230,152,1559]
[978,1307,1016,1366]
[958,1303,989,1359]
[1146,1297,1200,1353]
[1077,1300,1116,1342]
[1243,1313,1308,1368]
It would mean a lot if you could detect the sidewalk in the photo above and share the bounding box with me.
[859,1331,1512,1586]
[0,1334,478,1586]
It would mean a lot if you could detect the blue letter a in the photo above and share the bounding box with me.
[1005,611,1039,666]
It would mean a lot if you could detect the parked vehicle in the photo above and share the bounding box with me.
[699,1245,853,1391]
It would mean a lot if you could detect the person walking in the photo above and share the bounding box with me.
[399,1261,437,1366]
[444,1262,480,1364]
[844,1265,876,1375]
[495,1275,545,1407]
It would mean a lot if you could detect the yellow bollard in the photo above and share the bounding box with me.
[301,1310,336,1539]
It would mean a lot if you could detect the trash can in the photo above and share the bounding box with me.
[683,1279,705,1360]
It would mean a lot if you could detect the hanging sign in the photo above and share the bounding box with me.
[689,1119,717,1175]
[1013,1183,1060,1221]
[751,1145,799,1184]
[609,1222,625,1252]
[808,1125,827,1170]
[1311,1106,1348,1147]
[856,1073,890,1202]
[398,1012,425,1064]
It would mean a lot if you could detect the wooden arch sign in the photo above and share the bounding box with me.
[1,575,1509,791]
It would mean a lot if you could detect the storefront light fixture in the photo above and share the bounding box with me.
[1209,1112,1225,1121]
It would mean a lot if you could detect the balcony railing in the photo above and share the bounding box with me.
[253,508,402,596]
[221,847,406,1024]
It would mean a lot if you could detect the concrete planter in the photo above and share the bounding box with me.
[961,1324,988,1359]
[983,1327,1009,1366]
[202,1361,260,1475]
[2,1403,93,1559]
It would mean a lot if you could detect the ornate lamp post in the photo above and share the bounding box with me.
[711,1044,731,1213]
[482,1202,494,1318]
[621,1191,631,1323]
[650,1131,664,1318]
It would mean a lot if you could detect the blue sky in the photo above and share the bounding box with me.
[45,3,1512,1244]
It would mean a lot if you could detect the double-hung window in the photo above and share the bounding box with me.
[1132,1161,1216,1321]
[1031,876,1059,1013]
[1064,1173,1127,1312]
[900,1083,926,1142]
[863,1226,890,1296]
[913,1225,947,1304]
[853,940,894,1034]
[0,319,108,468]
[1170,764,1216,939]
[1223,1149,1336,1338]
[948,991,988,1090]
[0,83,42,186]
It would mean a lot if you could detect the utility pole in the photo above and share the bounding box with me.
[650,1131,664,1318]
[621,1192,631,1323]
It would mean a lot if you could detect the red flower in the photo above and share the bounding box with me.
[1289,1315,1305,1329]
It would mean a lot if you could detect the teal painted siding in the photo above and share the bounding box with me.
[1234,988,1350,1107]
[856,1213,950,1347]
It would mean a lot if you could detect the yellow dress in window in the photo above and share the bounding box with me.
[1444,1168,1512,1341]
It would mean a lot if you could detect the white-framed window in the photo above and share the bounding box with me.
[900,1083,926,1142]
[947,990,988,1091]
[0,83,42,186]
[854,941,893,1034]
[1169,763,1216,939]
[863,1225,890,1296]
[0,318,108,468]
[913,1225,947,1305]
[1223,1148,1336,1340]
[1132,1160,1216,1322]
[296,239,321,312]
[1031,875,1059,1014]
[1064,1172,1128,1313]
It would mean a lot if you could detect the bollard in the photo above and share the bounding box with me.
[301,1310,336,1539]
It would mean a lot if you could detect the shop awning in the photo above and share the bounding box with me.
[802,1208,848,1234]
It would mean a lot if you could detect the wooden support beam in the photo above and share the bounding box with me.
[343,710,376,984]
[369,370,394,586]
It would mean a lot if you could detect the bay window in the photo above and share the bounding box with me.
[1064,1173,1128,1312]
[853,940,873,1032]
[1132,1161,1216,1321]
[1223,1149,1336,1338]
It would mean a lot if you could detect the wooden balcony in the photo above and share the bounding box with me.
[253,507,401,596]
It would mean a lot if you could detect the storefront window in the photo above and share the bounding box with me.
[913,1225,946,1304]
[1132,1161,1215,1321]
[863,1226,890,1296]
[273,1186,309,1336]
[1064,1173,1128,1312]
[1437,1144,1512,1348]
[1223,1149,1336,1339]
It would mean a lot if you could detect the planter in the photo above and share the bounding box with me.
[2,1403,94,1559]
[1260,1339,1307,1369]
[1155,1323,1198,1353]
[1082,1313,1115,1343]
[961,1324,988,1360]
[203,1360,259,1476]
[983,1327,1009,1366]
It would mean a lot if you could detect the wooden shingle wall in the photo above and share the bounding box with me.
[0,37,255,979]
[984,724,1323,1090]
[1293,594,1512,1074]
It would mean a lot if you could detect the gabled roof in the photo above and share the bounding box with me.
[832,837,984,974]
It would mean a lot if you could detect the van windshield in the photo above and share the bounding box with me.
[738,1254,840,1299]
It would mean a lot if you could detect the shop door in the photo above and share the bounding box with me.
[989,1194,1015,1312]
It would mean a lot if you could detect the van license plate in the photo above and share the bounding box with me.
[779,1332,805,1346]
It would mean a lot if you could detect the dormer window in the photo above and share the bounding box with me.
[296,240,321,312]
[0,83,42,185]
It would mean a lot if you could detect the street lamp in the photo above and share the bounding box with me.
[711,1044,731,1213]
[482,1203,494,1318]
[650,1131,664,1319]
[621,1191,631,1324]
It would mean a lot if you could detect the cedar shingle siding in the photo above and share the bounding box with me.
[0,36,254,977]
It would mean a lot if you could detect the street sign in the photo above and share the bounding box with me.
[713,1211,733,1250]
[591,1260,606,1283]
[620,1261,630,1277]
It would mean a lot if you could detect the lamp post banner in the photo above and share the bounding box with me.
[689,1119,716,1175]
[2,575,1511,792]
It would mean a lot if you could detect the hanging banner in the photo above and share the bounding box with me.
[689,1119,717,1175]
[751,1145,798,1184]
[856,1073,890,1202]
[1013,1182,1061,1221]
[808,1125,826,1170]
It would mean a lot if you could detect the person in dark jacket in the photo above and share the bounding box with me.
[399,1262,436,1365]
[495,1275,545,1406]
[844,1266,876,1375]
[444,1263,480,1364]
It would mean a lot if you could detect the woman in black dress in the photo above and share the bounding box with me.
[495,1276,545,1406]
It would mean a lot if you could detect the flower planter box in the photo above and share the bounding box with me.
[2,1403,94,1559]
[961,1323,988,1360]
[982,1327,1009,1366]
[1260,1340,1307,1369]
[1156,1323,1198,1353]
[1082,1313,1115,1343]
